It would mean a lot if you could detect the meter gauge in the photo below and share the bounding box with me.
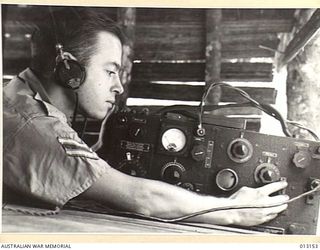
[161,128,187,153]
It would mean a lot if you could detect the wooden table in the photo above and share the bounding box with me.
[2,209,260,234]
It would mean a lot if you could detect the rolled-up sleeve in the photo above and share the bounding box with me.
[4,112,109,207]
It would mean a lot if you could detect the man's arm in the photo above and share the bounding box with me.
[80,165,289,227]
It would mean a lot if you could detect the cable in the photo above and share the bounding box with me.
[65,180,320,224]
[71,92,79,128]
[111,181,320,223]
[91,105,116,152]
[80,117,88,139]
[286,120,320,141]
[198,82,299,138]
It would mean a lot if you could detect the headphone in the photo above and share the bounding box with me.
[54,43,86,90]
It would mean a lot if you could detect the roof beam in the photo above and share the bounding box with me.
[279,9,320,68]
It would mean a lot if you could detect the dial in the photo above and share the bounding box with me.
[161,128,187,152]
[254,163,281,184]
[227,138,253,163]
[293,151,312,169]
[216,169,239,191]
[161,162,185,184]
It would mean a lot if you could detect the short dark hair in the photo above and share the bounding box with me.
[31,6,125,76]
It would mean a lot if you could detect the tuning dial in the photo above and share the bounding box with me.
[191,144,206,162]
[216,169,239,191]
[293,151,311,169]
[254,163,281,184]
[227,138,253,163]
[161,162,185,184]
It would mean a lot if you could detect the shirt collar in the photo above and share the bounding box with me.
[18,68,68,123]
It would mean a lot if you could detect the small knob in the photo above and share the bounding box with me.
[181,183,194,191]
[293,151,311,169]
[117,115,128,125]
[191,144,206,162]
[231,142,249,158]
[260,169,278,183]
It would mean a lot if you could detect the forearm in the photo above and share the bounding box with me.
[81,168,237,225]
[132,177,238,225]
[81,167,288,227]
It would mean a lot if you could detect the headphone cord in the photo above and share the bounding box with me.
[71,92,79,128]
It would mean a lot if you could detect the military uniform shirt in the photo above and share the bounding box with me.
[3,68,109,209]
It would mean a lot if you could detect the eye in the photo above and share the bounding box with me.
[106,70,116,77]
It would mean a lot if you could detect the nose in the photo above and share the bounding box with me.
[112,74,124,95]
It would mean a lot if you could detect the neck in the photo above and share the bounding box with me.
[43,77,77,123]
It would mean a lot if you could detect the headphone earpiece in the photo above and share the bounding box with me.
[54,43,86,90]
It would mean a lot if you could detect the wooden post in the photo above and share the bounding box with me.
[117,8,136,108]
[205,9,222,105]
[286,9,320,139]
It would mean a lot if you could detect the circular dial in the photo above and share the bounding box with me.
[293,151,312,169]
[227,138,253,163]
[216,169,239,191]
[161,128,187,152]
[161,162,185,184]
[254,163,281,184]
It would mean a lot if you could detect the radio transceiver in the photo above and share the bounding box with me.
[99,84,320,235]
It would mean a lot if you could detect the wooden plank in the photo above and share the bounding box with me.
[2,209,256,234]
[132,62,273,82]
[222,9,295,21]
[135,20,292,37]
[280,9,320,68]
[221,63,273,81]
[205,9,222,104]
[134,19,292,61]
[136,8,294,23]
[136,8,205,23]
[128,82,277,104]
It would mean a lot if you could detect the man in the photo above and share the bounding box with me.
[3,7,289,227]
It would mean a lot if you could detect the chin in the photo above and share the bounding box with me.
[81,109,107,120]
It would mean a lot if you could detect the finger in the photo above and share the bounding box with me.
[265,213,278,222]
[263,204,288,214]
[265,194,290,206]
[257,181,288,195]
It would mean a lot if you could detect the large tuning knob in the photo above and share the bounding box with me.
[227,138,253,163]
[161,162,185,184]
[254,163,281,184]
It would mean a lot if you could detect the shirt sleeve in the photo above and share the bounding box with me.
[3,114,110,207]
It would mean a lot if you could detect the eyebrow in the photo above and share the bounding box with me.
[105,62,122,71]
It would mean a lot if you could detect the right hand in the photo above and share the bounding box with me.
[228,181,289,226]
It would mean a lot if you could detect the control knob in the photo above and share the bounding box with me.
[117,152,146,177]
[191,144,206,162]
[292,150,311,169]
[227,138,253,163]
[254,163,281,184]
[161,162,185,184]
